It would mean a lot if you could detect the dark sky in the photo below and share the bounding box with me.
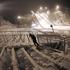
[0,0,70,15]
[0,0,69,23]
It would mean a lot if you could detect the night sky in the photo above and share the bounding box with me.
[0,0,69,23]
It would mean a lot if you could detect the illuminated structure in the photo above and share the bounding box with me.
[31,6,70,35]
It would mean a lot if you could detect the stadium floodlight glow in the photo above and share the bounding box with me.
[47,10,50,15]
[39,6,43,10]
[17,16,22,19]
[56,5,60,10]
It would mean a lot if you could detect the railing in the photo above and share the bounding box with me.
[0,28,69,70]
